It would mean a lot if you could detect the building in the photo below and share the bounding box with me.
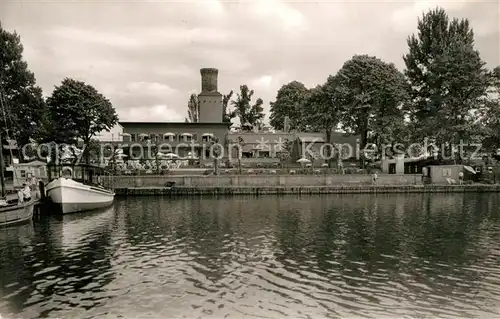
[117,68,231,161]
[6,160,48,188]
[106,67,360,165]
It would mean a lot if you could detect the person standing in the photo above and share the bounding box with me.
[17,188,24,204]
[372,171,378,185]
[22,183,31,202]
[458,171,464,185]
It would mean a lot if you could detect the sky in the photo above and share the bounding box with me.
[1,0,499,125]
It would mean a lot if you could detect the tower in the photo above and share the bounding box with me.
[198,68,223,123]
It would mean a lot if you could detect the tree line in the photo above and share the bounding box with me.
[0,22,118,164]
[186,8,500,163]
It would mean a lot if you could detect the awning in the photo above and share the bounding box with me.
[180,133,193,137]
[202,133,214,137]
[138,133,149,137]
[120,133,131,137]
[163,132,175,137]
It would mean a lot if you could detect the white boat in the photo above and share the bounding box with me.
[45,164,115,214]
[46,177,115,214]
[0,199,35,227]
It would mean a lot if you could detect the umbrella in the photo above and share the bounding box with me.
[185,152,198,159]
[463,165,476,174]
[157,152,178,159]
[297,157,311,164]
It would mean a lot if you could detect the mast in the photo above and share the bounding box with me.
[0,131,5,198]
[0,73,18,197]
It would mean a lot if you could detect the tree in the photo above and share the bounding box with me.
[269,81,309,131]
[231,85,265,128]
[479,66,500,153]
[46,78,118,163]
[335,55,407,162]
[0,23,47,147]
[222,90,235,122]
[185,93,199,123]
[301,81,342,166]
[403,7,489,158]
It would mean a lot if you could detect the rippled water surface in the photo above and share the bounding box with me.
[1,194,500,318]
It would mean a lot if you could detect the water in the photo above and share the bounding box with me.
[1,194,500,319]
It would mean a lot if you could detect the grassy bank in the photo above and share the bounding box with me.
[113,184,500,196]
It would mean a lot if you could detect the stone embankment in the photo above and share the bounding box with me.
[113,185,500,196]
[101,174,500,196]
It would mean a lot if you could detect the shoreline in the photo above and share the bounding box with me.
[113,185,500,196]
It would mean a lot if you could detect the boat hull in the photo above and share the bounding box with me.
[0,200,35,227]
[46,178,115,214]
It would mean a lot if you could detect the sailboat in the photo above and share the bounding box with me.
[0,124,35,227]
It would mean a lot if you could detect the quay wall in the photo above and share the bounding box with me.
[114,185,500,196]
[102,174,423,189]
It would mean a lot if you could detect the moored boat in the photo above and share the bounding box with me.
[45,164,115,214]
[0,198,35,227]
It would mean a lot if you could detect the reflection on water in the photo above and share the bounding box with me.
[1,194,500,318]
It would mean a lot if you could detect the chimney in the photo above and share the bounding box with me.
[200,68,219,93]
[198,68,223,122]
[284,116,290,133]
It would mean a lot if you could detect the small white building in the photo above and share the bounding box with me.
[95,124,124,142]
[7,160,48,188]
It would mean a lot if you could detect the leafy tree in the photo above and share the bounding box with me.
[222,90,235,122]
[479,66,500,153]
[231,85,265,128]
[335,55,407,160]
[0,23,46,147]
[269,81,309,131]
[403,7,489,156]
[46,78,118,163]
[301,81,343,166]
[185,93,199,123]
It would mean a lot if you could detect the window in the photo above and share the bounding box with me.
[131,134,136,142]
[164,134,175,142]
[181,134,193,142]
[258,151,270,158]
[202,133,214,142]
[20,170,26,178]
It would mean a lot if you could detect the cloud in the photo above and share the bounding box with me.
[124,82,177,97]
[121,104,185,122]
[1,0,498,123]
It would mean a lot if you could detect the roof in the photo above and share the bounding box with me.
[298,136,324,143]
[119,121,231,126]
[14,160,47,167]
